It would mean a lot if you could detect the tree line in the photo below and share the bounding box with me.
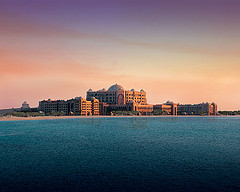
[218,111,240,116]
[4,111,66,117]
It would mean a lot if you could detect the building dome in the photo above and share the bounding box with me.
[22,101,30,109]
[108,83,124,91]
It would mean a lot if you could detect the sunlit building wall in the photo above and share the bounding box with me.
[87,84,147,105]
[178,102,217,116]
[39,97,99,116]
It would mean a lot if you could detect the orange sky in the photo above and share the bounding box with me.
[1,0,240,110]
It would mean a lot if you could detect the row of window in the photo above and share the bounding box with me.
[88,93,115,97]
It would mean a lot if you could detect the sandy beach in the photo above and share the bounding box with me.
[0,115,112,121]
[0,115,238,121]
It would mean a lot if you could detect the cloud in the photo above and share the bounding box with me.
[1,7,240,56]
[0,57,132,109]
[0,60,126,82]
[1,5,240,110]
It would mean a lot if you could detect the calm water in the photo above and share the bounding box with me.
[0,117,240,192]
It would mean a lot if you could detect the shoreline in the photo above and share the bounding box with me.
[0,115,240,121]
[0,115,110,121]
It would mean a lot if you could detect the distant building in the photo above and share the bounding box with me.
[0,108,15,116]
[39,97,99,116]
[87,84,152,115]
[153,104,172,115]
[19,101,39,112]
[153,101,217,116]
[87,83,147,105]
[67,97,91,116]
[22,101,30,110]
[153,101,178,115]
[91,97,100,115]
[37,83,218,116]
[99,102,109,115]
[39,99,67,114]
[103,100,153,115]
[178,102,217,116]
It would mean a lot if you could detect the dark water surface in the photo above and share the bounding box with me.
[0,117,240,192]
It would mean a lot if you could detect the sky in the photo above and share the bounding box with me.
[0,0,240,110]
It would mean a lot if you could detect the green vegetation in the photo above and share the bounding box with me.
[111,111,140,116]
[151,110,170,115]
[4,111,66,117]
[45,111,66,116]
[5,111,45,117]
[199,110,208,116]
[218,110,240,116]
[151,110,163,115]
[177,111,185,115]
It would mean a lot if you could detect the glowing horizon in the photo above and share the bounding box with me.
[1,0,240,110]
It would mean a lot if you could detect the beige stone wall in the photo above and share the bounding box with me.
[125,90,147,105]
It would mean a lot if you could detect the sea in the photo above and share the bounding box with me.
[0,117,239,192]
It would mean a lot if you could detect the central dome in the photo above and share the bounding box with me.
[108,83,124,91]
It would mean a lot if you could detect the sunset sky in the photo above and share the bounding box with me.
[0,0,240,110]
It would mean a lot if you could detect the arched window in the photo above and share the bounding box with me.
[118,94,124,105]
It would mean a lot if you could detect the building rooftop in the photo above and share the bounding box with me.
[108,83,124,91]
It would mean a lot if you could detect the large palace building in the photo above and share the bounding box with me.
[87,84,152,115]
[87,83,147,105]
[36,83,217,116]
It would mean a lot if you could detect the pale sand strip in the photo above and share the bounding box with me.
[0,116,110,121]
[0,115,238,121]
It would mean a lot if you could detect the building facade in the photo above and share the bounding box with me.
[39,97,99,116]
[153,101,217,116]
[87,84,147,105]
[21,101,30,110]
[87,84,150,115]
[153,101,178,115]
[101,101,153,115]
[178,102,217,116]
[91,97,100,115]
[38,84,217,116]
[153,104,172,114]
